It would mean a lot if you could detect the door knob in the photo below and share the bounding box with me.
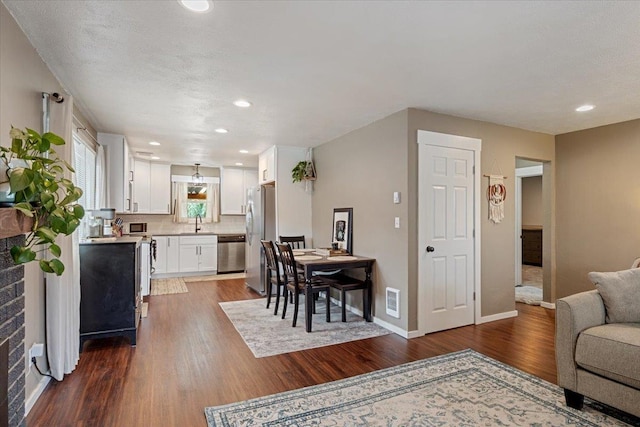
[426,246,435,253]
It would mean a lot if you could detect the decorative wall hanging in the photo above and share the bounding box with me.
[484,174,507,224]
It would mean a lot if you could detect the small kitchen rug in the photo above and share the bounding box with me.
[150,277,188,295]
[182,272,246,282]
[219,298,389,358]
[205,349,639,427]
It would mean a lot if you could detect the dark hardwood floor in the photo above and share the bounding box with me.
[26,279,557,426]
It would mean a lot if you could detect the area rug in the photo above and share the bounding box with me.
[150,277,188,295]
[183,272,246,282]
[219,297,390,358]
[204,349,638,426]
[516,285,543,305]
[141,302,148,318]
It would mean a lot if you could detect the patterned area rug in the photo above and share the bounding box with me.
[205,349,637,426]
[219,297,390,358]
[183,272,246,282]
[150,277,188,295]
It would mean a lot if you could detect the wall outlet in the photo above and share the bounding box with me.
[393,191,401,204]
[29,343,44,359]
[394,217,400,228]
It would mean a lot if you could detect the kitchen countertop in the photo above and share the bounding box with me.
[151,232,245,237]
[80,236,143,245]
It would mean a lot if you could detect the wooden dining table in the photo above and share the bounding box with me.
[294,253,375,332]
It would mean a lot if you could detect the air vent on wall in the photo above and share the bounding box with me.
[386,287,400,318]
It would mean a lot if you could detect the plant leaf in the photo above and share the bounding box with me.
[8,167,35,192]
[11,246,36,264]
[73,204,85,219]
[39,259,54,274]
[49,259,65,276]
[43,132,65,146]
[49,244,62,258]
[35,226,57,243]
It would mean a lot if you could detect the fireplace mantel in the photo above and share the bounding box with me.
[0,208,32,239]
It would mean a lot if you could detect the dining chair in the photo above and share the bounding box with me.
[278,235,306,249]
[329,273,368,322]
[276,242,332,328]
[261,240,285,315]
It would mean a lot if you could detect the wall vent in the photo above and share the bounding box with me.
[386,287,400,318]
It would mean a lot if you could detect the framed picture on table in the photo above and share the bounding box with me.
[332,208,353,254]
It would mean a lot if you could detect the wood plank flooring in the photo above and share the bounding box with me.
[26,279,557,426]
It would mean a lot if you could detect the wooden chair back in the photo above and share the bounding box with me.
[261,240,281,281]
[276,242,299,286]
[279,235,305,249]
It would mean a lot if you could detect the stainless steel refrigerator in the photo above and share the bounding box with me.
[245,184,276,294]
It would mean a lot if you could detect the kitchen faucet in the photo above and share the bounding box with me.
[195,214,202,233]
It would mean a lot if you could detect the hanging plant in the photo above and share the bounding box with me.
[291,160,316,183]
[0,126,84,275]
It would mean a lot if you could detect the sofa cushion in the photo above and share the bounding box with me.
[575,323,640,389]
[588,268,640,323]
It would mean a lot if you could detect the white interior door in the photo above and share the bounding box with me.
[418,133,478,334]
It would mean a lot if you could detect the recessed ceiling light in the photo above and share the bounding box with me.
[576,104,595,112]
[239,149,249,154]
[233,99,252,108]
[151,156,160,160]
[149,141,161,146]
[235,162,243,166]
[215,128,228,134]
[178,0,211,13]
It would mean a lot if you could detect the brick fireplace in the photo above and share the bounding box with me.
[0,210,31,427]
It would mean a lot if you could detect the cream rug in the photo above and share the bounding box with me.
[517,265,543,304]
[219,297,390,358]
[205,349,638,426]
[141,302,148,318]
[183,272,246,282]
[150,277,189,295]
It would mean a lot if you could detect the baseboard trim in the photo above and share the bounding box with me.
[327,296,411,338]
[540,301,556,310]
[25,373,51,415]
[477,310,518,324]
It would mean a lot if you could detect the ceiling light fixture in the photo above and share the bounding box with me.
[151,156,160,160]
[149,141,161,146]
[215,128,228,134]
[576,104,595,112]
[235,162,243,166]
[239,149,249,154]
[178,0,211,13]
[192,163,203,184]
[233,99,252,108]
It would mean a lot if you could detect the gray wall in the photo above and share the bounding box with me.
[1,1,66,409]
[522,176,543,226]
[555,118,640,298]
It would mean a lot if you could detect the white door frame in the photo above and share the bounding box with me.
[417,130,482,333]
[515,165,543,286]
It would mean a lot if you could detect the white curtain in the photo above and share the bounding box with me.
[205,183,220,223]
[95,144,107,209]
[46,93,80,380]
[173,182,189,223]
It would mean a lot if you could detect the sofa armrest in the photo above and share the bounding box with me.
[555,290,606,390]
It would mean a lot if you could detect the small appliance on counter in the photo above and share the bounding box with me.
[129,222,147,234]
[87,208,116,238]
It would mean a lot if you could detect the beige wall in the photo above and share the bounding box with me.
[312,110,409,330]
[522,175,543,226]
[555,118,640,298]
[1,2,68,405]
[313,108,555,333]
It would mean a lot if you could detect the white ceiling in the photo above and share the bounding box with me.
[4,1,640,168]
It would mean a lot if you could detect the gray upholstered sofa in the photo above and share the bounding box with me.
[556,268,640,417]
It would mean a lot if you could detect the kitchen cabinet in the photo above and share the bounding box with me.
[140,240,151,297]
[79,238,142,350]
[179,235,217,273]
[133,160,171,214]
[98,132,134,213]
[153,235,180,275]
[98,133,134,213]
[220,167,258,215]
[258,146,276,184]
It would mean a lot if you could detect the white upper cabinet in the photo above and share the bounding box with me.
[258,146,276,184]
[132,160,171,214]
[98,133,133,213]
[221,167,258,215]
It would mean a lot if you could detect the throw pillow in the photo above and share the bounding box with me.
[588,268,640,323]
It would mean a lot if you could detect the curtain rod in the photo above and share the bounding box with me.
[72,116,99,145]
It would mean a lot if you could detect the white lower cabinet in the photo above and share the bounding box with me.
[153,235,180,275]
[178,235,218,273]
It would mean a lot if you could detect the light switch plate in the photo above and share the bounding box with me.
[394,217,400,228]
[393,192,401,204]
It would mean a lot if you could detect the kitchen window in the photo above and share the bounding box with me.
[173,180,220,223]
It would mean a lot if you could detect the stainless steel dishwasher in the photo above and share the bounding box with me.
[217,234,246,273]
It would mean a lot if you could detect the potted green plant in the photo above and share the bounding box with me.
[0,126,84,275]
[291,160,316,183]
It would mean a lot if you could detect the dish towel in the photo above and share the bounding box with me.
[488,175,506,224]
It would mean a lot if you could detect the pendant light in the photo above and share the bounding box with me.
[192,163,203,184]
